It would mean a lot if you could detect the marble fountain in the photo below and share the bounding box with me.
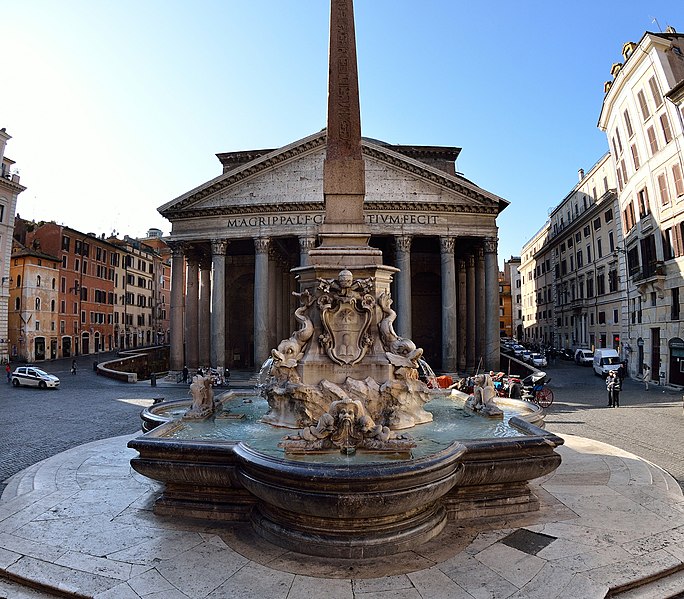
[127,0,563,559]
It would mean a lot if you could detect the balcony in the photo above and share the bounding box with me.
[634,261,666,298]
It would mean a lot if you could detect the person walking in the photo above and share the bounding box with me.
[606,370,621,407]
[642,364,651,391]
[5,363,10,383]
[71,359,77,375]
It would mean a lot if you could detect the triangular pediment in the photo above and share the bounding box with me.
[159,131,508,221]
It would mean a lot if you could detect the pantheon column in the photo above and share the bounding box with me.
[299,236,316,268]
[254,238,270,367]
[395,235,412,339]
[268,251,278,352]
[440,237,457,372]
[199,254,212,366]
[169,242,186,372]
[466,253,476,371]
[475,246,486,364]
[185,253,200,369]
[484,237,500,370]
[210,239,228,370]
[457,258,467,372]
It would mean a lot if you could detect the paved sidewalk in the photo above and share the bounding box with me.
[1,433,683,598]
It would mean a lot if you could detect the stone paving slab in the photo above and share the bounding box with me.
[0,434,683,598]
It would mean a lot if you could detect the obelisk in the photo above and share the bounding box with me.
[310,0,382,263]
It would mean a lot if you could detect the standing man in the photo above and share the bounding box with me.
[642,364,651,391]
[607,370,621,407]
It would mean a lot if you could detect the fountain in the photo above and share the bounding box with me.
[128,0,563,559]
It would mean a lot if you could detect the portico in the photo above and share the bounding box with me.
[161,133,507,374]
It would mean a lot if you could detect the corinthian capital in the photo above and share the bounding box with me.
[211,239,229,256]
[395,235,412,253]
[299,236,317,252]
[483,236,498,254]
[167,241,187,258]
[254,237,270,254]
[440,236,456,254]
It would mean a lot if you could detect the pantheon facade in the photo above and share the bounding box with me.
[160,131,507,373]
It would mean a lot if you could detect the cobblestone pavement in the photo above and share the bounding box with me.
[2,353,683,494]
[538,357,684,489]
[0,353,191,493]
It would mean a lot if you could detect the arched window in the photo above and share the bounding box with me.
[35,298,41,311]
[37,275,41,287]
[14,297,20,310]
[52,278,56,289]
[51,299,56,312]
[16,274,21,287]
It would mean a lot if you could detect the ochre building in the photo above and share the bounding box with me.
[160,132,508,373]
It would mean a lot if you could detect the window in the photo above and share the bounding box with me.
[36,275,41,287]
[51,299,55,312]
[62,236,71,251]
[658,173,670,205]
[577,250,583,268]
[568,236,574,248]
[673,164,684,198]
[583,225,590,237]
[648,76,662,108]
[615,128,623,153]
[664,228,675,260]
[60,300,65,313]
[609,231,615,252]
[660,114,672,144]
[637,90,650,120]
[673,287,681,320]
[598,311,606,324]
[620,159,628,183]
[597,273,605,295]
[62,256,67,268]
[75,258,80,272]
[609,270,618,292]
[35,298,41,311]
[623,201,636,232]
[605,209,613,223]
[631,144,640,170]
[624,109,634,137]
[593,217,602,231]
[81,310,86,323]
[575,232,581,243]
[647,126,659,155]
[617,167,623,191]
[637,187,650,217]
[613,309,619,324]
[14,297,20,310]
[597,239,603,258]
[587,244,591,263]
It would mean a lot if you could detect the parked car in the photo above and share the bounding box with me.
[530,353,548,368]
[574,349,594,366]
[11,366,60,389]
[520,350,533,363]
[512,344,525,358]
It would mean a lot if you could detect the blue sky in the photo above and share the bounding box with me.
[2,1,683,267]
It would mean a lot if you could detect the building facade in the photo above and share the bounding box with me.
[8,244,60,361]
[548,157,622,354]
[160,132,507,373]
[504,256,522,339]
[0,129,26,363]
[520,222,553,346]
[598,28,684,384]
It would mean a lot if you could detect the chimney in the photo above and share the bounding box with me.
[578,168,585,182]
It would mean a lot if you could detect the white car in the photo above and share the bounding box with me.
[520,350,533,363]
[11,366,60,389]
[530,353,547,367]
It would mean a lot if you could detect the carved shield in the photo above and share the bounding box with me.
[320,299,371,365]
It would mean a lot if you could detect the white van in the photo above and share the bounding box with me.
[593,349,621,377]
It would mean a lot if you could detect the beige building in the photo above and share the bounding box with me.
[8,243,60,361]
[160,132,508,373]
[0,129,26,363]
[503,256,522,339]
[598,28,684,384]
[520,222,553,346]
[548,156,621,353]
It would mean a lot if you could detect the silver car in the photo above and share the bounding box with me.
[11,366,60,389]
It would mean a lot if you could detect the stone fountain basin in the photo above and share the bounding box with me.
[128,392,563,558]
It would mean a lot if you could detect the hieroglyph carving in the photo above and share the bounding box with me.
[317,270,374,366]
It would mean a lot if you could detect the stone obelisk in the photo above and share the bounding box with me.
[309,0,382,265]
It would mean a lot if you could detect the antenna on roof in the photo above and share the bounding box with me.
[650,16,663,32]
